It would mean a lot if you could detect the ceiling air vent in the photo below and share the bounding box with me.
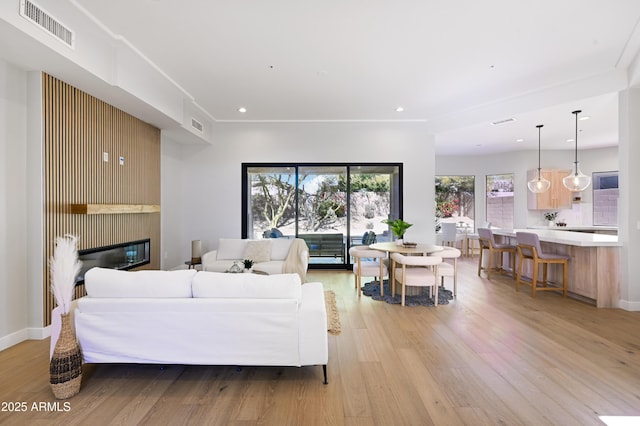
[491,117,516,126]
[190,118,204,134]
[19,0,75,48]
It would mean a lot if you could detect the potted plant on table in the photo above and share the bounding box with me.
[382,218,413,245]
[243,258,254,272]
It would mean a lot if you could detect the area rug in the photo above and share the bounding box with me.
[324,290,341,335]
[361,280,453,306]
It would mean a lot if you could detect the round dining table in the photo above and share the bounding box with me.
[369,242,444,297]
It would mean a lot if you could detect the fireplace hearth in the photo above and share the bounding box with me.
[76,239,150,285]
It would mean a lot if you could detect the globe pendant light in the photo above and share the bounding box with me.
[528,124,551,193]
[562,110,591,192]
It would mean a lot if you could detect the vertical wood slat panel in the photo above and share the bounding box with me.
[42,73,161,326]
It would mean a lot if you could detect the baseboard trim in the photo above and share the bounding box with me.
[0,326,51,352]
[617,299,640,311]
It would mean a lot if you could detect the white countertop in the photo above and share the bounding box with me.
[492,228,621,247]
[528,225,618,232]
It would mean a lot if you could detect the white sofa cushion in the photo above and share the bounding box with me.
[270,238,293,260]
[243,240,272,263]
[217,239,248,260]
[192,271,301,301]
[252,261,283,275]
[84,267,196,298]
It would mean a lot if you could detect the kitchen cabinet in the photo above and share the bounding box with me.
[527,169,572,210]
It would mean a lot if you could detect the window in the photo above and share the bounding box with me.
[243,163,402,268]
[435,175,475,230]
[486,173,514,229]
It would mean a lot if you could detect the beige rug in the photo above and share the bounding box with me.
[324,290,341,335]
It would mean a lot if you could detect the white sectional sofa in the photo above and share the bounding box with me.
[50,267,329,383]
[202,238,309,281]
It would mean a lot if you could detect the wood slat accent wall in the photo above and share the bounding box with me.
[42,73,161,326]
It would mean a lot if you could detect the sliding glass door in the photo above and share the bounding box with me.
[243,163,402,268]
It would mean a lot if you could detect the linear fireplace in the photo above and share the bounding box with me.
[76,239,150,285]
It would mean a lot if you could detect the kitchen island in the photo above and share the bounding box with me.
[527,225,618,235]
[491,228,621,308]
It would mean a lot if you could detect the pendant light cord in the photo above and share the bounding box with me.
[572,110,581,175]
[536,124,543,179]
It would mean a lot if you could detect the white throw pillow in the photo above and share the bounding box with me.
[84,267,196,298]
[243,240,272,263]
[270,238,293,260]
[217,239,248,260]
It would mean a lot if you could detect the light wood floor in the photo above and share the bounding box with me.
[2,258,640,425]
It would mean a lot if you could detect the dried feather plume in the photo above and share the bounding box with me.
[50,235,82,314]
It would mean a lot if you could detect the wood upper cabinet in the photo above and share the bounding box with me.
[527,169,573,210]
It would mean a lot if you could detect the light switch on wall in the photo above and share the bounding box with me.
[103,152,108,162]
[119,156,124,166]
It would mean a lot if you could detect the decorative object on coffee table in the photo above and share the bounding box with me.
[49,234,83,399]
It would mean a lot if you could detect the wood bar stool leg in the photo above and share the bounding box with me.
[562,260,568,297]
[531,259,539,297]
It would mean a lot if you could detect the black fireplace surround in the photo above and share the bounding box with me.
[76,239,150,285]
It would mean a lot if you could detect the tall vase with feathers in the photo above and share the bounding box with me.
[49,235,83,399]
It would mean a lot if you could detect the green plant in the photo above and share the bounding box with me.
[543,211,558,221]
[382,218,413,238]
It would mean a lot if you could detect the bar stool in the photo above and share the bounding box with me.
[349,246,388,297]
[466,221,491,257]
[477,228,516,280]
[515,232,569,297]
[390,253,442,306]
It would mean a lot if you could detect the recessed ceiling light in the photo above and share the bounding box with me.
[579,116,591,121]
[567,138,575,143]
[395,107,404,112]
[238,107,247,113]
[516,138,524,142]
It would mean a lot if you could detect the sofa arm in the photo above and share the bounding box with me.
[299,249,309,271]
[299,282,328,366]
[201,250,218,271]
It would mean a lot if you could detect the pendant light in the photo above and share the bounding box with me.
[528,124,551,193]
[562,110,591,192]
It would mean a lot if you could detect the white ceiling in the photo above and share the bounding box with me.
[7,0,640,154]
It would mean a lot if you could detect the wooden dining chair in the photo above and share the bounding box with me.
[515,232,569,297]
[349,246,388,297]
[438,247,461,297]
[390,252,442,306]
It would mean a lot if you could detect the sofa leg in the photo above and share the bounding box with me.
[322,365,328,384]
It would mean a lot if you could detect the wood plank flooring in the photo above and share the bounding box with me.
[2,257,640,425]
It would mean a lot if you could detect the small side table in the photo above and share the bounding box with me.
[185,260,201,270]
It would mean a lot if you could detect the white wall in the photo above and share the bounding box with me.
[0,59,29,350]
[618,88,640,309]
[162,122,434,268]
[160,134,186,270]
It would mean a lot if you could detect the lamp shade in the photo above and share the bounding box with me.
[528,124,551,194]
[562,167,591,192]
[563,110,591,192]
[528,176,551,193]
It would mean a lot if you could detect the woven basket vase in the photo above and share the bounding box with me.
[50,313,82,399]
